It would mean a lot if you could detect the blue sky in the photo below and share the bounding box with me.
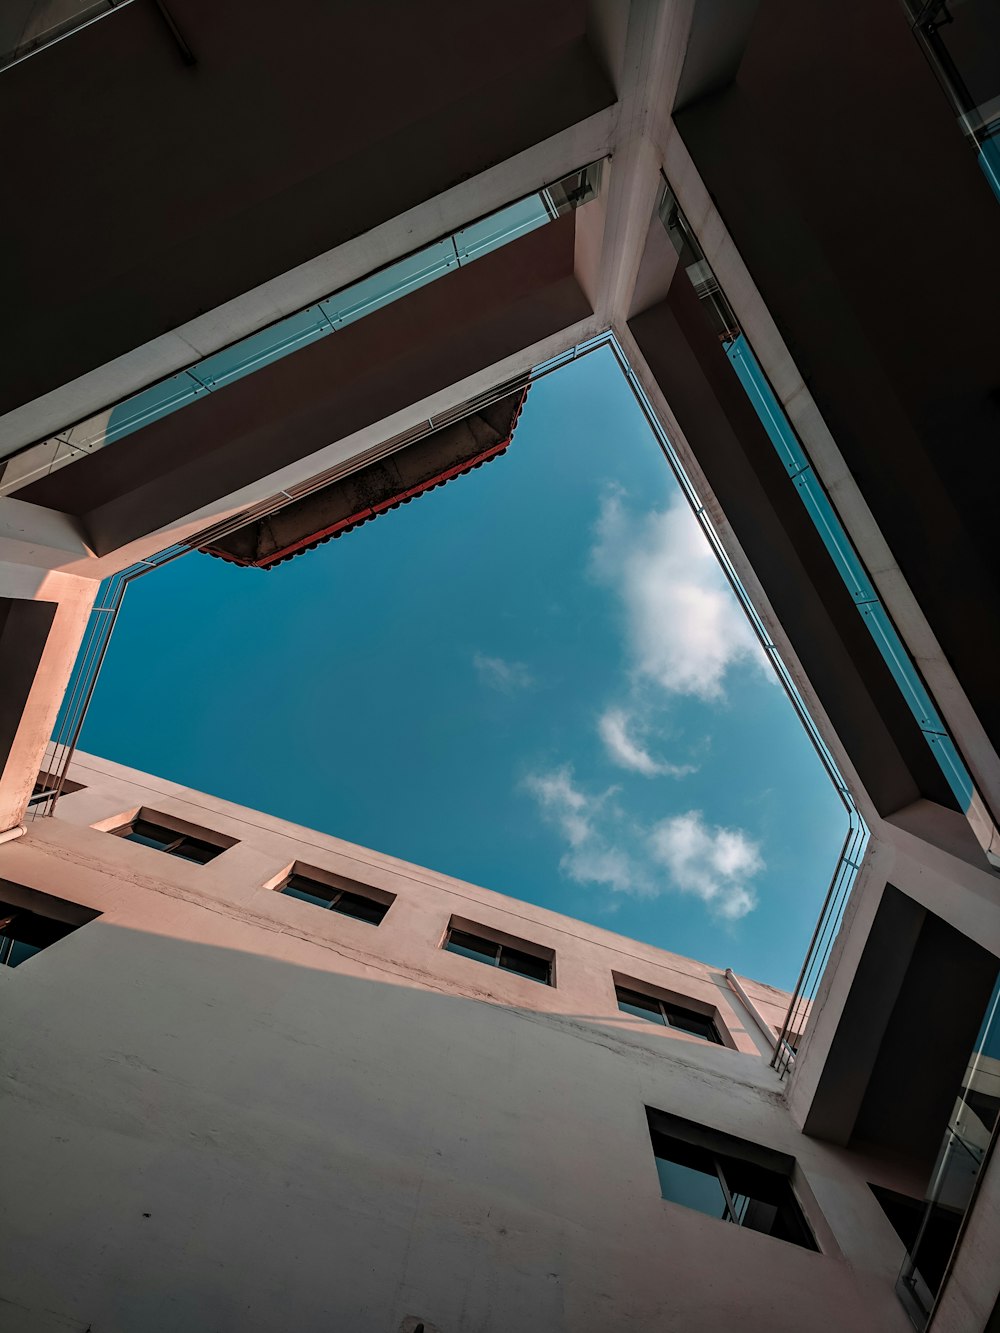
[80,346,846,988]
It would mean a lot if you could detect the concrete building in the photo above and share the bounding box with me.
[1,2,999,1330]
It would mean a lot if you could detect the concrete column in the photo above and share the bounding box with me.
[0,498,102,830]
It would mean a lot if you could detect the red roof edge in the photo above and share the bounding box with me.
[253,383,530,570]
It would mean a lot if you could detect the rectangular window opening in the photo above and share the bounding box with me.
[279,868,391,926]
[647,1108,817,1251]
[29,770,85,807]
[109,813,231,865]
[0,882,100,968]
[615,981,723,1044]
[443,919,553,986]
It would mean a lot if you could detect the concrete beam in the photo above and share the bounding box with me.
[662,122,1000,840]
[616,319,877,830]
[591,0,692,328]
[1,1,618,453]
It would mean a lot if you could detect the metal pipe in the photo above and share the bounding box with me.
[0,825,27,846]
[725,968,785,1057]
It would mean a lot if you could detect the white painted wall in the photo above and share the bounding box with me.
[0,755,915,1332]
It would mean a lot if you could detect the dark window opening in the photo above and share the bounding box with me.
[280,871,389,925]
[112,818,226,865]
[0,889,99,968]
[647,1108,817,1251]
[616,984,722,1043]
[444,925,552,985]
[29,772,85,807]
[871,1183,960,1298]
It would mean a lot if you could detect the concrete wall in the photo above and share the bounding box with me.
[0,755,915,1332]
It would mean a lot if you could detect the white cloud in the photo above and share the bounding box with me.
[523,766,646,895]
[597,706,695,778]
[524,768,762,919]
[591,488,767,701]
[648,811,762,920]
[523,766,595,849]
[472,652,534,694]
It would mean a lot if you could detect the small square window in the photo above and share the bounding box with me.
[647,1108,817,1251]
[615,983,722,1043]
[110,815,229,865]
[443,919,553,985]
[0,883,99,969]
[279,870,390,926]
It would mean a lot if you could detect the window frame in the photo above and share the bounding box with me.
[107,809,234,865]
[613,972,731,1046]
[442,916,554,986]
[0,880,100,969]
[277,865,393,926]
[646,1107,819,1252]
[615,982,724,1044]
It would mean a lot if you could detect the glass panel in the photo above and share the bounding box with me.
[978,133,1000,204]
[282,883,334,908]
[445,930,499,966]
[4,938,41,968]
[905,0,1000,204]
[282,885,333,906]
[102,372,207,448]
[121,820,177,851]
[329,889,387,926]
[616,987,667,1024]
[497,946,550,984]
[282,875,337,908]
[652,1136,729,1221]
[899,971,1000,1326]
[170,837,224,865]
[541,162,602,216]
[192,307,332,392]
[665,1006,721,1044]
[453,197,550,264]
[720,1155,816,1249]
[320,239,458,330]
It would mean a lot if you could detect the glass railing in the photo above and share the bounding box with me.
[904,0,1000,204]
[658,180,999,867]
[0,162,602,495]
[897,973,1000,1327]
[1,0,133,72]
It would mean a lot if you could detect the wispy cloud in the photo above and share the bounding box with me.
[523,766,762,919]
[591,488,768,701]
[649,811,762,920]
[597,706,695,778]
[523,766,643,895]
[472,652,534,695]
[523,766,597,850]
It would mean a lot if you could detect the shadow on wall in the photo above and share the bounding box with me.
[0,921,899,1333]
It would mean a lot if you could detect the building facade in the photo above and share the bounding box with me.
[1,2,999,1329]
[0,754,919,1332]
